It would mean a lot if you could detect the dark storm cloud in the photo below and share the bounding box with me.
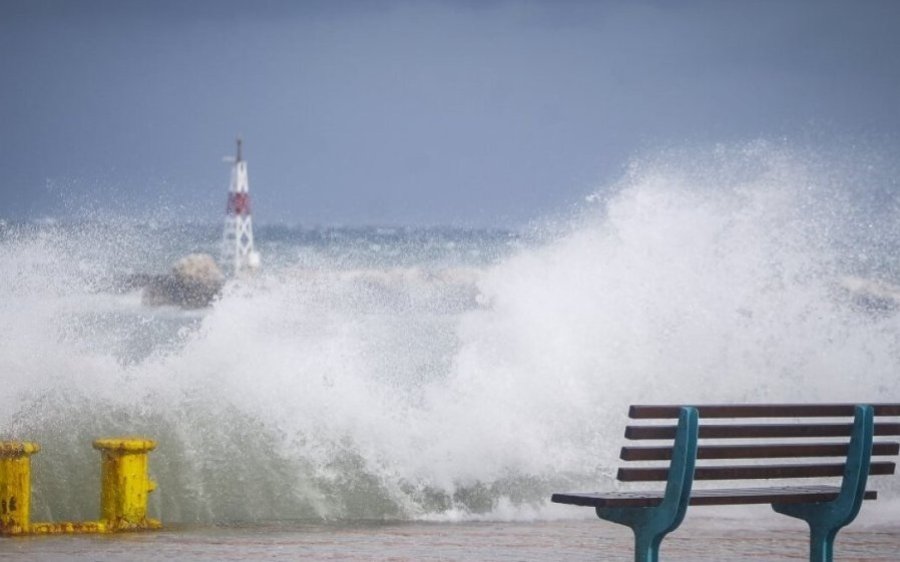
[1,0,899,226]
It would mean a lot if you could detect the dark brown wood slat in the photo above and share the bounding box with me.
[625,422,900,440]
[551,487,878,509]
[629,403,900,419]
[620,442,900,461]
[618,461,896,482]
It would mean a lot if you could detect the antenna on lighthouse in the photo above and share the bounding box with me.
[222,137,261,274]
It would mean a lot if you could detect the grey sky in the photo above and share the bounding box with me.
[2,0,899,227]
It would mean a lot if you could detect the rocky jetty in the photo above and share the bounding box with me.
[839,275,900,312]
[142,254,225,309]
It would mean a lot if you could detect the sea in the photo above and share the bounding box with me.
[2,143,900,560]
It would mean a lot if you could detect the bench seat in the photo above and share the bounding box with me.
[553,485,877,508]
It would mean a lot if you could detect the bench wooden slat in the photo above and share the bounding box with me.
[625,422,900,440]
[629,403,900,419]
[620,441,900,461]
[618,461,896,481]
[552,486,878,509]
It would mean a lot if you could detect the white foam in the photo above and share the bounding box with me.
[3,142,900,523]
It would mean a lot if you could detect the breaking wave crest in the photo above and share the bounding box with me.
[2,142,900,523]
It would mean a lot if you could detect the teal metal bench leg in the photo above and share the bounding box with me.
[633,531,664,562]
[596,407,699,562]
[772,404,874,562]
[809,527,837,562]
[596,507,672,562]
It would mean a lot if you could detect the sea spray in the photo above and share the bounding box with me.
[2,142,900,523]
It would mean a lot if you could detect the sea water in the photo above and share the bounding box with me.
[1,142,900,559]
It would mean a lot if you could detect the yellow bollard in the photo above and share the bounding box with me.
[0,442,40,535]
[92,437,160,531]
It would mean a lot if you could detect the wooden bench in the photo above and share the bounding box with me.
[551,403,900,562]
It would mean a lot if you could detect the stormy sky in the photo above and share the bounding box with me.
[2,0,899,227]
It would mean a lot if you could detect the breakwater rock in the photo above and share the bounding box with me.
[142,254,224,309]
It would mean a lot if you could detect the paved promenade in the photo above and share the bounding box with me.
[0,515,898,560]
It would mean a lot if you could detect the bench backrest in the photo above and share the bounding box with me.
[619,404,900,486]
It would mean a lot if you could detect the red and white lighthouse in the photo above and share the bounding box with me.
[222,138,260,274]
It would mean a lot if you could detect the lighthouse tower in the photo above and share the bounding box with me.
[222,138,260,274]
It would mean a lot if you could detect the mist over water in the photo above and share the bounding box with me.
[2,142,900,524]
